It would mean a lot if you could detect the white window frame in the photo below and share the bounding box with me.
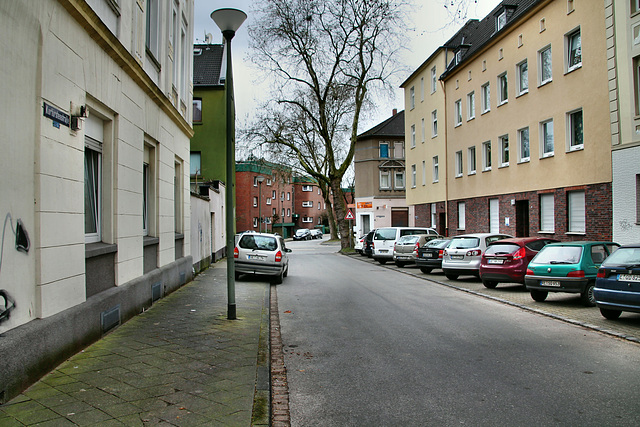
[431,66,437,93]
[431,203,437,228]
[380,170,390,189]
[482,141,492,171]
[566,28,582,73]
[567,108,584,151]
[302,201,313,208]
[499,134,509,167]
[518,127,530,163]
[467,91,475,120]
[422,161,426,185]
[394,141,404,159]
[302,185,313,192]
[458,202,466,230]
[489,198,500,233]
[497,72,508,105]
[411,124,416,148]
[302,217,313,223]
[432,156,439,183]
[85,142,102,244]
[394,171,405,189]
[468,146,476,175]
[568,191,586,234]
[253,196,258,207]
[496,10,506,31]
[540,119,554,157]
[455,151,463,177]
[411,164,417,188]
[420,77,425,101]
[145,0,161,61]
[516,59,529,96]
[253,217,258,228]
[266,197,272,205]
[540,193,555,232]
[410,86,415,110]
[481,83,491,113]
[454,99,462,127]
[421,118,425,143]
[539,45,552,86]
[431,110,438,137]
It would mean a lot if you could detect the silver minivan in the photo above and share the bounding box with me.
[372,227,438,264]
[234,232,291,284]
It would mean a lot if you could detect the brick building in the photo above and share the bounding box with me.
[293,177,327,230]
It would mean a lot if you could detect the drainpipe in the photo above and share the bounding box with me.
[440,77,449,236]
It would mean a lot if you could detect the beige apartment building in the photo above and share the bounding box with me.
[405,0,613,241]
[608,0,640,244]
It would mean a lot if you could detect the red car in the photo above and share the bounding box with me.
[479,237,559,289]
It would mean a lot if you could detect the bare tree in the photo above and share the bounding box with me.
[246,0,409,249]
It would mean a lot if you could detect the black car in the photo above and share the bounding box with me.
[415,238,451,273]
[363,229,375,257]
[293,229,311,241]
[594,244,640,319]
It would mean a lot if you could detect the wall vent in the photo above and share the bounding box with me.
[151,282,163,303]
[179,272,186,285]
[101,305,120,334]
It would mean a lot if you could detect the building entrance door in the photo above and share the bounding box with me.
[515,200,530,237]
[391,209,408,227]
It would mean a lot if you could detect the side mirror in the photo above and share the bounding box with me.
[286,248,292,253]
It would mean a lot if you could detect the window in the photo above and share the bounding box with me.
[455,151,463,177]
[85,144,102,243]
[421,118,425,143]
[481,83,491,113]
[566,29,581,72]
[636,175,640,223]
[516,60,528,96]
[266,178,272,186]
[496,10,506,31]
[633,0,640,14]
[302,201,313,208]
[432,156,439,182]
[568,191,586,233]
[380,142,389,158]
[190,152,201,176]
[193,99,202,123]
[540,193,555,232]
[253,217,258,228]
[431,110,438,137]
[174,158,183,233]
[499,135,509,166]
[143,143,156,237]
[431,66,437,93]
[394,141,404,159]
[467,92,475,120]
[468,146,476,174]
[411,164,417,188]
[180,18,188,101]
[431,203,437,228]
[266,198,272,205]
[568,0,575,13]
[422,161,426,185]
[287,192,290,200]
[539,45,552,85]
[411,125,416,148]
[287,208,291,217]
[302,185,313,192]
[497,73,508,105]
[171,1,179,87]
[380,171,390,189]
[143,162,149,236]
[458,202,466,230]
[420,77,425,101]
[454,100,462,126]
[272,190,277,198]
[518,127,530,162]
[145,0,160,61]
[540,119,554,157]
[410,86,415,109]
[489,199,499,233]
[394,171,405,189]
[302,217,313,223]
[482,141,492,171]
[253,196,258,207]
[568,109,583,150]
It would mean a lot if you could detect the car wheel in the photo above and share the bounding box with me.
[482,280,498,289]
[600,308,622,320]
[420,267,432,274]
[580,282,596,307]
[530,290,548,302]
[378,259,387,265]
[272,270,284,285]
[235,271,241,280]
[445,273,458,280]
[283,265,288,278]
[395,261,404,267]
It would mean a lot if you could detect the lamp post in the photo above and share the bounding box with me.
[211,8,247,320]
[256,175,265,232]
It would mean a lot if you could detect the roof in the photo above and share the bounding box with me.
[440,0,544,80]
[357,110,405,140]
[193,44,224,86]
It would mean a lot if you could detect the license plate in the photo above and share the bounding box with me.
[423,253,434,258]
[451,255,464,260]
[488,259,504,264]
[541,280,561,287]
[248,255,265,261]
[379,250,388,253]
[619,274,640,282]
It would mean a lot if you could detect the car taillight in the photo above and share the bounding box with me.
[596,269,606,278]
[567,270,585,278]
[371,242,375,249]
[438,249,444,259]
[513,247,526,260]
[234,247,239,258]
[526,268,534,276]
[467,249,481,257]
[275,250,282,262]
[443,249,449,256]
[413,243,420,254]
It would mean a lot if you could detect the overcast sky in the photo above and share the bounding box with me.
[194,0,502,134]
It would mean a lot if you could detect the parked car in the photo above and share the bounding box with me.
[442,233,513,280]
[355,235,365,254]
[393,234,443,267]
[363,230,375,257]
[524,241,620,306]
[594,244,640,319]
[234,232,291,284]
[479,237,560,288]
[293,228,311,241]
[416,238,452,274]
[310,229,323,239]
[373,227,438,264]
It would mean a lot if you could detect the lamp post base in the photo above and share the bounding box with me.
[228,303,237,320]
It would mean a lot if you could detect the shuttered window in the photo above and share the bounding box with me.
[540,193,554,232]
[568,191,586,233]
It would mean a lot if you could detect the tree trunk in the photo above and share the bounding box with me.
[330,178,350,250]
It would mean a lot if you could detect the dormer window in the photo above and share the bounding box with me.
[455,50,462,64]
[497,10,506,31]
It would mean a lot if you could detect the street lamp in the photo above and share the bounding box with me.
[211,7,247,320]
[256,175,265,232]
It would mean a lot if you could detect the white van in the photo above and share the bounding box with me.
[372,227,438,264]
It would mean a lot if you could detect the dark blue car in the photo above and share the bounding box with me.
[594,244,640,320]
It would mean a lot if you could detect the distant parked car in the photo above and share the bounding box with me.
[525,241,620,306]
[479,237,559,288]
[373,227,438,264]
[594,244,640,319]
[416,238,452,274]
[354,235,365,254]
[293,229,311,241]
[234,232,291,284]
[393,234,443,267]
[310,229,323,239]
[363,230,375,257]
[442,233,513,280]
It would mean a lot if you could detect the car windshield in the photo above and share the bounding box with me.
[239,235,278,251]
[602,247,640,267]
[533,246,582,265]
[426,239,450,248]
[400,229,430,236]
[398,235,420,244]
[485,243,520,256]
[449,237,480,249]
[375,229,396,240]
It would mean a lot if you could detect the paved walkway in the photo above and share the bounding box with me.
[0,262,270,426]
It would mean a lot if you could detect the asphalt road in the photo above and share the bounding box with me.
[278,238,640,426]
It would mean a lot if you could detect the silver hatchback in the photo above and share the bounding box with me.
[442,233,512,280]
[234,232,291,284]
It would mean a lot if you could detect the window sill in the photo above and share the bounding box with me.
[455,174,463,179]
[468,171,476,176]
[537,230,556,235]
[175,233,184,240]
[518,159,530,164]
[538,79,553,88]
[565,64,582,75]
[568,145,583,153]
[481,110,491,115]
[541,153,554,159]
[455,123,462,128]
[499,163,509,169]
[86,242,118,259]
[467,116,475,122]
[497,100,508,107]
[515,90,528,99]
[566,231,586,236]
[482,167,492,173]
[144,236,159,247]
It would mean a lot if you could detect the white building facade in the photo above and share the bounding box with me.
[0,0,194,402]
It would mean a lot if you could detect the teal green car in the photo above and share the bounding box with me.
[524,241,620,306]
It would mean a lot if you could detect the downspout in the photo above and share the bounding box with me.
[440,77,449,237]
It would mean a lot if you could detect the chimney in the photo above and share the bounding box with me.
[392,108,397,116]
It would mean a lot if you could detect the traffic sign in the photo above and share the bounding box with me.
[345,209,354,220]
